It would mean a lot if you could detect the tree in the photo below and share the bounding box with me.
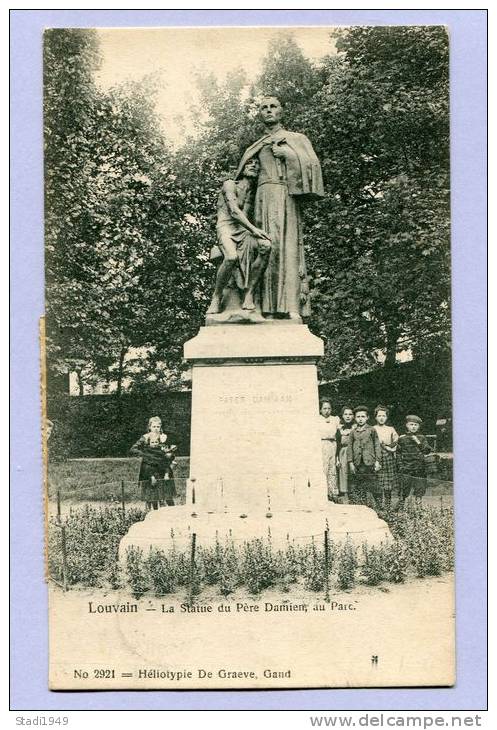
[44,30,203,393]
[302,26,450,377]
[254,32,326,125]
[44,28,102,380]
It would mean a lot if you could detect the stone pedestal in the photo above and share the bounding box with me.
[186,323,327,512]
[119,323,391,558]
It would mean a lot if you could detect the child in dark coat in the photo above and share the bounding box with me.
[347,405,382,508]
[396,414,434,508]
[130,416,177,510]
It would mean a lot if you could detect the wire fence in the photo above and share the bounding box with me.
[48,476,191,521]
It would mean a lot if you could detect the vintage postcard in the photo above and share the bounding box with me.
[44,25,455,690]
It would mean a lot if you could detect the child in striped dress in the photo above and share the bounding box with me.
[373,405,399,509]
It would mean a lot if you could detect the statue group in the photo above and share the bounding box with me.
[207,96,324,324]
[121,95,391,564]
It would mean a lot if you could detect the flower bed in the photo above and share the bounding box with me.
[48,501,454,597]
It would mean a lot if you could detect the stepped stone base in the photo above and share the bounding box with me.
[118,503,391,559]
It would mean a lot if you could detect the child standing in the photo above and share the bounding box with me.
[347,406,382,508]
[373,405,399,509]
[319,399,341,501]
[336,406,355,502]
[130,416,177,511]
[396,414,434,508]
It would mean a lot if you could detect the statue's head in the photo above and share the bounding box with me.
[259,95,283,126]
[242,157,260,179]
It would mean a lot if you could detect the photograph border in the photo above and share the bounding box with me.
[10,7,487,711]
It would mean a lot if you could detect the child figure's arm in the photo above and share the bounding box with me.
[396,435,406,470]
[372,429,382,471]
[347,430,356,473]
[223,181,271,241]
[335,428,342,466]
[384,427,399,453]
[420,435,434,455]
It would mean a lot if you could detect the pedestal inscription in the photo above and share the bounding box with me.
[189,361,327,512]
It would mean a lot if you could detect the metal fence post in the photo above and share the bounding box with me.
[324,528,330,603]
[121,480,126,523]
[56,488,61,523]
[61,525,68,592]
[189,532,197,606]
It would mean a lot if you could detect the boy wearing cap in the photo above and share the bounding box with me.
[396,415,434,507]
[347,406,382,508]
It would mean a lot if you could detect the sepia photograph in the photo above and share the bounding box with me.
[42,23,456,691]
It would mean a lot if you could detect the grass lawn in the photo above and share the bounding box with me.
[47,456,190,503]
[47,456,453,513]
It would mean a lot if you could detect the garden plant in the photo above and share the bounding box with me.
[48,499,454,599]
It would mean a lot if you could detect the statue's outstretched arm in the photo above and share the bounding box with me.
[222,181,270,241]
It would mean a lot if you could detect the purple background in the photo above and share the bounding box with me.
[10,9,487,711]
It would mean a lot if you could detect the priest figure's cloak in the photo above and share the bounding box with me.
[236,128,324,318]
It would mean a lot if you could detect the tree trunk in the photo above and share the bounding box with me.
[75,369,84,396]
[384,324,399,369]
[116,346,128,398]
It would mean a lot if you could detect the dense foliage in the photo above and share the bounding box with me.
[45,27,450,389]
[44,29,207,393]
